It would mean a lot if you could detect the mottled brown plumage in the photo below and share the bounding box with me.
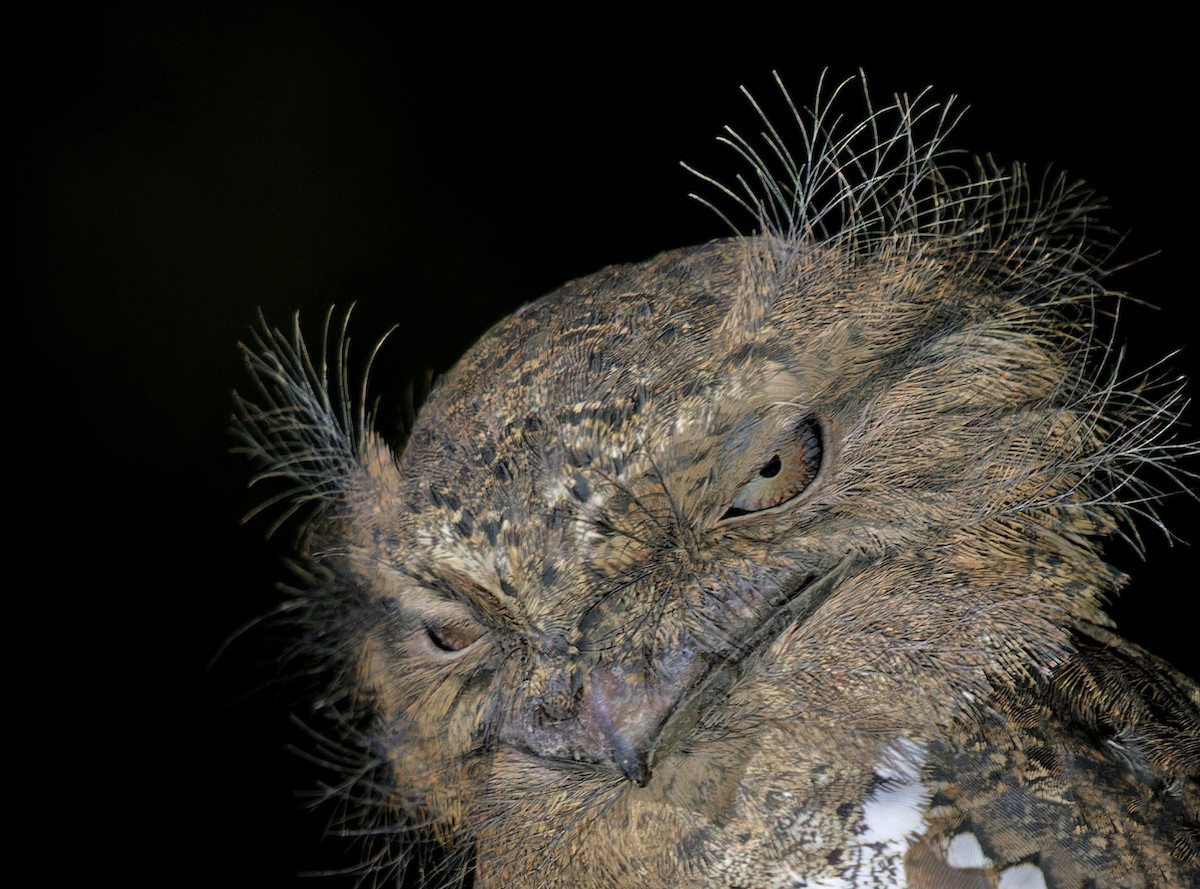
[235,75,1199,887]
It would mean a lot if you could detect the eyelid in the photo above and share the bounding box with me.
[719,416,823,521]
[422,617,484,654]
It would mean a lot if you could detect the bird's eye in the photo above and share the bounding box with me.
[720,418,822,520]
[423,620,483,654]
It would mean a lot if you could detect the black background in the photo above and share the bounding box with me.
[15,7,1197,886]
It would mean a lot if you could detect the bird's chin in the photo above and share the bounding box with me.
[474,746,694,882]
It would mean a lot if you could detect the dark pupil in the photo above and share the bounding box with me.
[759,454,782,478]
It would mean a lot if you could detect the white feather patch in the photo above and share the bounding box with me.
[946,831,993,869]
[997,862,1049,889]
[862,737,929,843]
[804,739,930,888]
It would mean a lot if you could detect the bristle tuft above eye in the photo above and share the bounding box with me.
[232,306,397,538]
